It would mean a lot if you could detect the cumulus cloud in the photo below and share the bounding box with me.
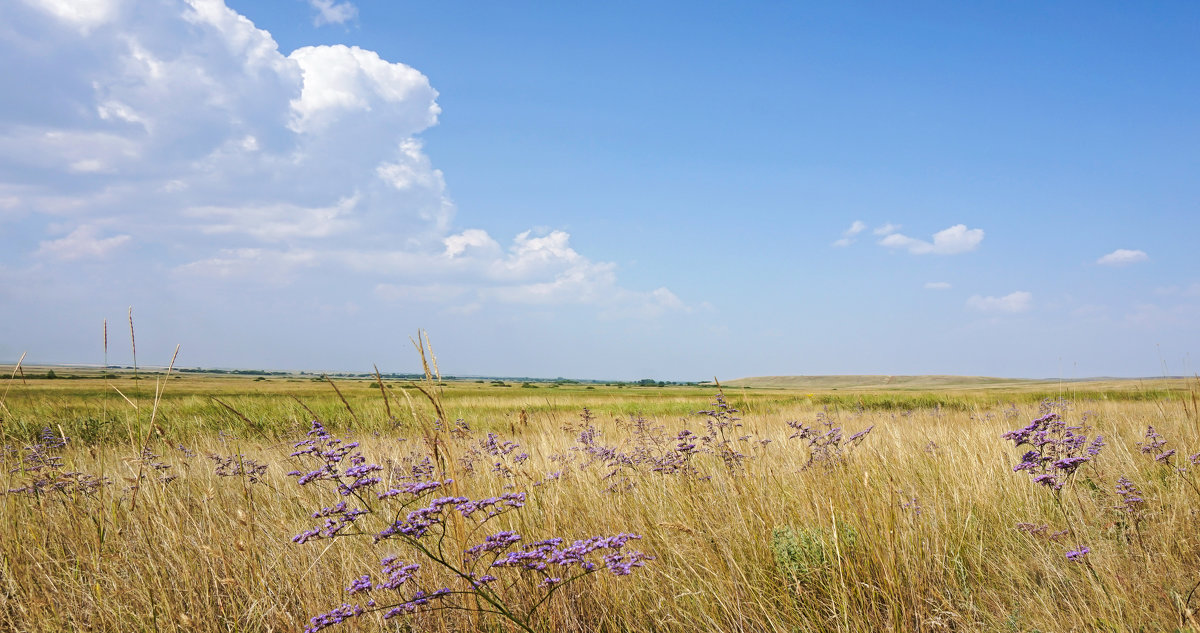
[0,0,681,320]
[924,281,951,290]
[1096,249,1148,266]
[879,224,984,255]
[967,291,1032,314]
[308,0,356,26]
[832,220,867,247]
[873,223,900,235]
[24,0,117,32]
[288,45,437,135]
[443,229,500,258]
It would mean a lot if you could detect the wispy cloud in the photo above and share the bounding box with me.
[967,291,1032,313]
[1154,283,1200,298]
[873,223,900,236]
[879,224,984,255]
[308,0,357,26]
[36,225,131,260]
[1096,249,1148,266]
[924,281,951,290]
[832,220,867,247]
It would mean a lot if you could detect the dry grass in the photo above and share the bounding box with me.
[2,372,1199,632]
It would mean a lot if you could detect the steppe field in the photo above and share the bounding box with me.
[2,363,1199,632]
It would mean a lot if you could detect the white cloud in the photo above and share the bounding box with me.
[924,281,951,290]
[832,220,866,247]
[484,261,617,305]
[879,224,984,255]
[308,0,357,26]
[68,158,108,173]
[175,247,320,282]
[443,229,500,258]
[35,224,131,260]
[174,226,687,318]
[376,139,448,204]
[0,0,680,322]
[1096,249,1148,266]
[967,291,1032,314]
[873,223,900,235]
[288,44,438,135]
[22,0,117,32]
[492,230,585,280]
[185,195,359,242]
[599,287,688,320]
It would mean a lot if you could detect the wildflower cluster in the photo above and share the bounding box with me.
[288,420,653,632]
[1001,410,1104,490]
[129,446,177,487]
[570,419,640,490]
[559,395,876,486]
[1113,476,1146,516]
[6,428,110,496]
[695,393,749,472]
[289,421,382,495]
[563,395,764,486]
[459,431,529,478]
[786,408,874,469]
[208,453,269,483]
[1137,426,1174,463]
[1135,425,1200,498]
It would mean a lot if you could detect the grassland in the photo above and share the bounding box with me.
[2,366,1199,632]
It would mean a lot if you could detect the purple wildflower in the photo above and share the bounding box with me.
[209,453,268,483]
[1002,407,1101,491]
[1065,546,1091,562]
[306,603,363,633]
[377,479,448,500]
[1137,426,1166,455]
[1114,476,1145,515]
[293,502,368,544]
[464,530,523,560]
[345,575,373,595]
[1016,522,1049,537]
[290,421,654,632]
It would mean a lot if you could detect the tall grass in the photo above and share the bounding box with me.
[2,372,1199,631]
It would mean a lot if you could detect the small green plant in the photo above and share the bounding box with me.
[771,522,858,586]
[771,526,827,583]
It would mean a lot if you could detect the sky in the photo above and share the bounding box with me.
[1,0,1198,381]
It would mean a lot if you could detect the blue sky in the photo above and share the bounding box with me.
[1,0,1197,380]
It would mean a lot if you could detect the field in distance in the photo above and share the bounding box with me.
[724,373,1194,392]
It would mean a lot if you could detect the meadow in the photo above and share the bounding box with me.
[2,360,1199,632]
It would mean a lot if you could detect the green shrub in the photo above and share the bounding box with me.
[771,521,859,586]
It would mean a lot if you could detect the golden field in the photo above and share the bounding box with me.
[2,365,1198,632]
